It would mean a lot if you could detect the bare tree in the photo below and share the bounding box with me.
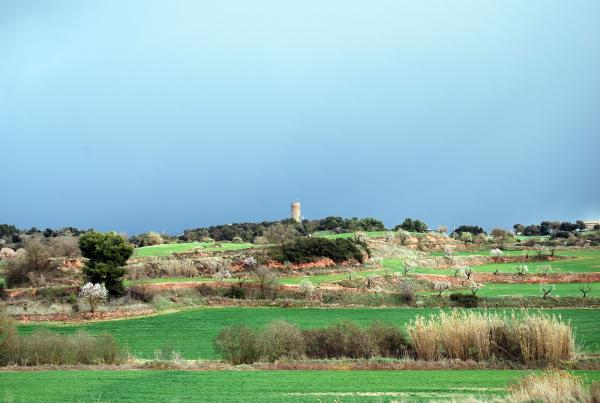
[491,228,511,248]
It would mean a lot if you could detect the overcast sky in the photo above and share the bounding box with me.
[1,0,599,235]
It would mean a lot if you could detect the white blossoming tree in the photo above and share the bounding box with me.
[79,282,108,313]
[490,248,503,262]
[214,269,232,284]
[433,281,451,296]
[298,279,315,297]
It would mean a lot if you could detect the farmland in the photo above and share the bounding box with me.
[132,241,255,257]
[18,307,600,359]
[5,369,600,402]
[4,227,600,401]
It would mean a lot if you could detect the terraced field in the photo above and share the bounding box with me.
[18,307,600,359]
[132,241,254,257]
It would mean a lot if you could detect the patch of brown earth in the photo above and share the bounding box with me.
[15,308,155,323]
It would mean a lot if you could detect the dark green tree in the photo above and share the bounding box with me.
[79,231,133,297]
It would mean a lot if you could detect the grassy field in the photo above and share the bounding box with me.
[17,307,600,359]
[2,369,600,402]
[132,242,255,257]
[388,250,600,274]
[315,231,387,239]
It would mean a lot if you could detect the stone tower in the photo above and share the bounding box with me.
[291,202,301,222]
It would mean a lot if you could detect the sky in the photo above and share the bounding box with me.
[1,0,599,235]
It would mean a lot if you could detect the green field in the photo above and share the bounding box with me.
[387,250,600,274]
[1,369,599,402]
[315,231,387,239]
[17,307,600,359]
[132,242,255,257]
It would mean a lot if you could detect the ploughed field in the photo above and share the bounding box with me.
[2,369,600,402]
[18,307,600,359]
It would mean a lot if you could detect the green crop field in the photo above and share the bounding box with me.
[315,231,387,239]
[473,282,600,298]
[17,307,600,359]
[132,242,255,257]
[384,249,600,275]
[1,369,600,402]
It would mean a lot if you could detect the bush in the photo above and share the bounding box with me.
[508,371,598,403]
[449,293,479,308]
[396,281,416,303]
[278,237,368,264]
[406,310,575,363]
[0,313,125,365]
[298,279,315,297]
[137,232,164,247]
[213,325,261,365]
[214,320,409,364]
[48,236,81,258]
[126,258,198,280]
[231,236,244,244]
[5,240,52,287]
[368,321,409,358]
[303,321,377,359]
[260,321,305,362]
[222,285,246,299]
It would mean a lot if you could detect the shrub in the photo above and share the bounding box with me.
[253,236,269,245]
[126,258,199,279]
[396,281,416,303]
[254,267,280,299]
[222,285,246,299]
[303,321,377,359]
[449,292,479,308]
[260,321,305,362]
[368,321,409,358]
[231,236,244,244]
[0,313,125,365]
[298,279,315,297]
[5,240,52,287]
[279,237,368,264]
[406,310,575,363]
[213,325,261,365]
[48,236,81,258]
[138,231,164,247]
[0,247,16,260]
[507,371,595,403]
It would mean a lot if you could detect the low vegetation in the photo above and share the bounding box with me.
[0,313,125,366]
[274,237,369,264]
[507,370,600,403]
[214,310,575,365]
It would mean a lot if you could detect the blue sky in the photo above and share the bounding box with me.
[1,0,599,235]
